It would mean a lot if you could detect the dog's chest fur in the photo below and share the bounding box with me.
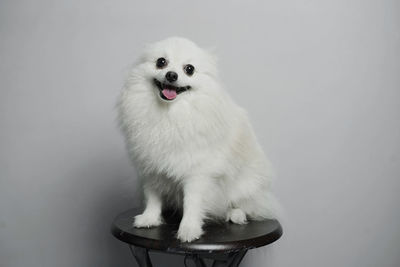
[120,92,234,178]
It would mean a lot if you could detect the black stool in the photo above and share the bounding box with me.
[111,208,282,267]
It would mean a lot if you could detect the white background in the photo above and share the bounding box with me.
[1,1,399,266]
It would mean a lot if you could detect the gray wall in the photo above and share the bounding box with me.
[1,1,399,266]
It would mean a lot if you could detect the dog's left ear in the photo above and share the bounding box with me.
[204,46,218,66]
[201,46,218,76]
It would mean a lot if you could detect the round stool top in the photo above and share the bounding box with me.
[111,208,283,254]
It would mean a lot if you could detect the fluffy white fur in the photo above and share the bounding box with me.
[118,37,279,242]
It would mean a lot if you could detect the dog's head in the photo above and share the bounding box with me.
[131,37,218,102]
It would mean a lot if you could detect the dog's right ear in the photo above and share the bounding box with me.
[136,42,157,64]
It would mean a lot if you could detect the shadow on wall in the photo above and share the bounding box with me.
[60,150,141,267]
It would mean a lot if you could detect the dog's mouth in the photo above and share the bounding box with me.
[153,79,191,101]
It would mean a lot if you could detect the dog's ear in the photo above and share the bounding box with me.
[201,46,219,77]
[204,46,218,67]
[137,42,157,64]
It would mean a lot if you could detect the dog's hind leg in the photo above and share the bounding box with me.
[226,208,248,224]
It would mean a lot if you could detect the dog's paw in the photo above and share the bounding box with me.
[227,208,247,225]
[133,213,163,228]
[177,221,203,242]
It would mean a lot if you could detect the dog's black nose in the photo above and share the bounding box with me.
[165,71,178,83]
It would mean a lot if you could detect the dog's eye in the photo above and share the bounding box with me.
[156,58,167,68]
[184,64,195,76]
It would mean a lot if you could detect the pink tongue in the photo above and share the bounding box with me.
[162,89,177,100]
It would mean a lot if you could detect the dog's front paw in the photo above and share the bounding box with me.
[133,213,163,228]
[177,221,203,242]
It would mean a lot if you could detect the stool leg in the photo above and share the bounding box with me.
[184,254,207,267]
[129,245,152,267]
[211,250,247,267]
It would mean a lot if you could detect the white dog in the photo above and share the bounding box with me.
[118,37,279,242]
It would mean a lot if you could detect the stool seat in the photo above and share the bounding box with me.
[111,208,282,266]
